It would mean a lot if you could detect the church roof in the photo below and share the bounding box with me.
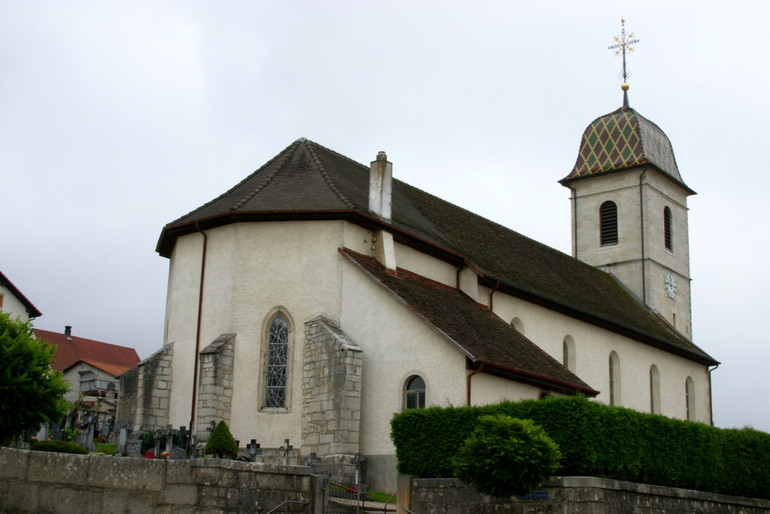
[340,248,598,396]
[561,107,694,193]
[158,138,717,366]
[34,328,140,377]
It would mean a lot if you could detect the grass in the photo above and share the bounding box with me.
[368,491,396,504]
[94,443,117,455]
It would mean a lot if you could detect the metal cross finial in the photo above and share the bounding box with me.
[608,17,639,107]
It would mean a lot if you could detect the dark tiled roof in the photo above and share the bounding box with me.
[34,328,140,377]
[340,249,598,395]
[158,138,717,365]
[561,108,694,193]
[0,270,42,318]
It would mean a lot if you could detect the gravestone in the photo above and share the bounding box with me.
[126,439,142,457]
[170,447,186,460]
[51,422,63,441]
[99,419,112,440]
[115,420,133,455]
[162,425,177,454]
[36,424,48,442]
[281,438,293,466]
[77,414,96,451]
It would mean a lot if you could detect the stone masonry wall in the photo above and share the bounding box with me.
[196,333,235,440]
[117,343,173,434]
[0,447,322,513]
[302,315,362,458]
[398,475,770,514]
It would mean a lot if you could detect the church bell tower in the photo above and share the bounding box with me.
[559,20,696,338]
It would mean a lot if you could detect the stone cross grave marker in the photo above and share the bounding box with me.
[280,438,293,466]
[51,422,63,441]
[162,424,178,454]
[177,425,188,450]
[247,439,262,462]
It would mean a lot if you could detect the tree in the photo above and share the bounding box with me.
[205,420,238,458]
[0,313,70,444]
[453,414,561,511]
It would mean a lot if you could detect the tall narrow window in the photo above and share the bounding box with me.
[609,352,620,406]
[404,375,426,409]
[265,314,289,408]
[664,206,673,251]
[650,365,661,414]
[685,377,695,421]
[600,201,618,246]
[563,336,575,372]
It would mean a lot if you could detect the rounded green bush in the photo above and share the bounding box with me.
[452,415,561,499]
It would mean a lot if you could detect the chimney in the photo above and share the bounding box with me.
[64,325,72,341]
[369,151,392,221]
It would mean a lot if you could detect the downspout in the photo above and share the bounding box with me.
[708,363,719,426]
[489,281,500,312]
[189,223,208,439]
[466,363,485,406]
[639,169,648,304]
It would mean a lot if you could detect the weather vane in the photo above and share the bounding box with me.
[608,17,639,108]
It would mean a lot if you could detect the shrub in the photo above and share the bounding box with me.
[31,440,88,454]
[0,313,70,444]
[205,420,238,458]
[453,415,561,499]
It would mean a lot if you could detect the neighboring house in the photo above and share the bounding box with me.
[36,326,140,427]
[119,100,717,491]
[0,270,42,322]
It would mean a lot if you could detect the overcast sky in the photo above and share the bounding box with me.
[2,1,768,432]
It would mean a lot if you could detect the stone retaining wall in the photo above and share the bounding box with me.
[398,475,770,513]
[0,447,322,513]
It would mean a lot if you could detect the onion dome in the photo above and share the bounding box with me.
[561,107,693,193]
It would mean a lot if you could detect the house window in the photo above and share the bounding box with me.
[265,314,289,408]
[609,352,620,406]
[562,336,575,372]
[650,365,661,414]
[0,293,4,309]
[600,201,618,246]
[664,206,673,251]
[404,375,426,409]
[685,377,695,421]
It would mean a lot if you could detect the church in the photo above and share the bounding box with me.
[118,90,718,491]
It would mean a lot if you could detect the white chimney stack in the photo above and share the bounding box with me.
[369,151,392,221]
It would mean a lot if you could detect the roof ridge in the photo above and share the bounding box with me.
[303,141,355,209]
[168,139,305,225]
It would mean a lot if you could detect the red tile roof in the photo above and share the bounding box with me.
[34,328,140,377]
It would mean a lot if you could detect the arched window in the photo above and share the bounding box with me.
[265,313,290,408]
[563,336,575,372]
[650,365,661,414]
[664,206,673,251]
[600,201,618,246]
[685,377,695,421]
[404,375,426,409]
[609,352,621,406]
[511,317,524,334]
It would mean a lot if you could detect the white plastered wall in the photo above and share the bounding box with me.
[0,283,32,321]
[491,291,711,423]
[163,220,382,446]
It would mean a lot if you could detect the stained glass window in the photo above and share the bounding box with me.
[265,314,289,408]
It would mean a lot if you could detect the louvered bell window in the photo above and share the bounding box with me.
[664,206,672,251]
[600,201,618,246]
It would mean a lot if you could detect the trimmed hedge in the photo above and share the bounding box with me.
[31,440,88,454]
[391,396,770,499]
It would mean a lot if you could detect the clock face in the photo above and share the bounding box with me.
[665,273,677,299]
